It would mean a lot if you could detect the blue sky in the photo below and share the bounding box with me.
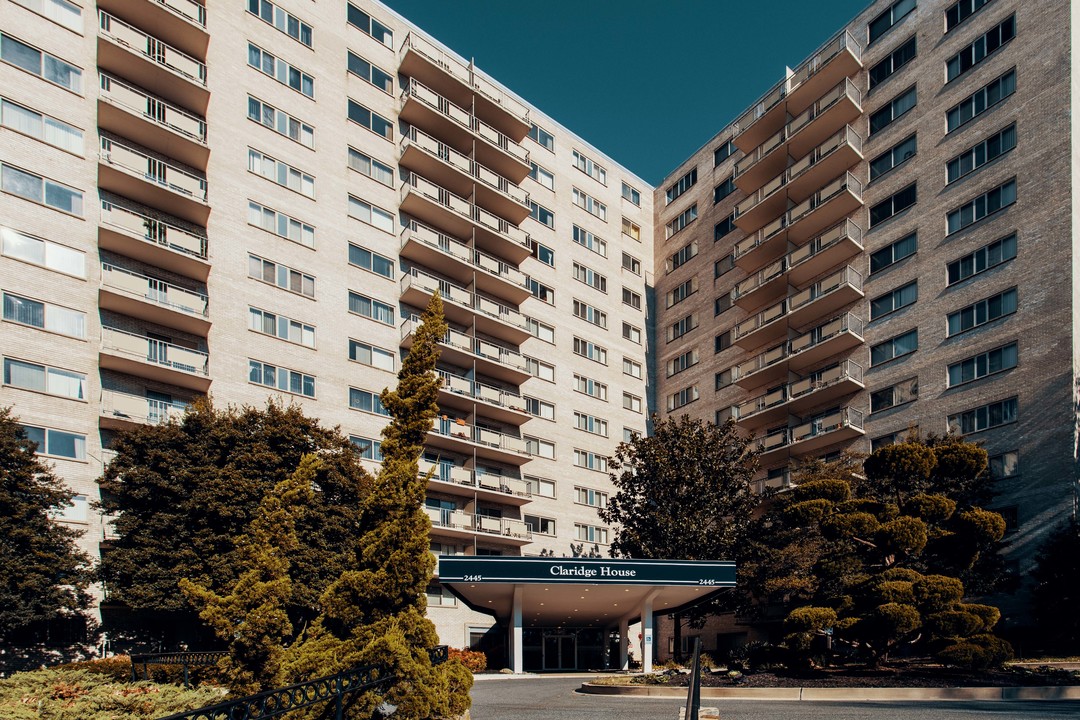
[382,0,868,185]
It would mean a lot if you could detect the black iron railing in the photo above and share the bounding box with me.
[131,651,228,687]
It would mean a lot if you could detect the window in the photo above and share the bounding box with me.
[248,254,315,297]
[989,450,1018,479]
[573,450,608,473]
[350,387,388,415]
[348,195,395,234]
[1,226,83,277]
[351,436,383,461]
[711,292,732,316]
[870,281,917,320]
[528,278,555,304]
[946,0,993,32]
[575,411,608,437]
[667,386,700,411]
[349,339,395,372]
[666,205,698,238]
[247,43,313,98]
[524,514,556,536]
[573,337,608,365]
[573,150,606,184]
[948,397,1017,434]
[714,214,736,240]
[55,493,88,524]
[622,322,642,345]
[622,182,641,205]
[870,376,918,412]
[0,163,82,215]
[0,98,81,154]
[869,183,916,227]
[529,162,554,190]
[249,359,316,398]
[21,424,85,460]
[714,331,731,353]
[2,292,84,338]
[248,148,314,198]
[622,217,641,241]
[947,179,1016,234]
[248,200,315,247]
[870,328,917,366]
[713,177,736,204]
[528,123,554,151]
[346,2,392,45]
[0,34,81,93]
[946,15,1014,83]
[947,124,1016,184]
[714,141,735,166]
[870,232,917,274]
[947,233,1016,285]
[948,341,1017,387]
[869,85,917,136]
[528,242,555,268]
[869,36,916,90]
[426,585,457,606]
[573,225,606,257]
[525,316,555,343]
[525,356,555,382]
[348,291,395,325]
[947,69,1015,133]
[870,135,917,181]
[667,349,699,377]
[622,392,642,413]
[622,357,643,379]
[575,523,609,544]
[347,99,393,140]
[668,314,697,342]
[667,278,698,308]
[249,307,315,347]
[347,51,393,94]
[622,287,642,310]
[524,396,556,420]
[249,96,314,148]
[529,201,554,228]
[348,243,394,278]
[525,475,556,498]
[869,0,916,44]
[524,436,556,459]
[623,427,636,443]
[574,374,607,401]
[575,487,608,508]
[947,288,1017,336]
[715,254,734,278]
[715,368,732,390]
[347,148,395,185]
[12,0,81,32]
[572,264,606,293]
[666,168,697,204]
[668,242,698,272]
[3,358,84,399]
[621,253,641,275]
[572,188,607,220]
[248,0,312,46]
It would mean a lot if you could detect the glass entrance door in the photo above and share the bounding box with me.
[542,634,577,671]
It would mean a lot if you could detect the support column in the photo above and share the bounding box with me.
[510,585,523,674]
[618,618,629,671]
[642,590,660,673]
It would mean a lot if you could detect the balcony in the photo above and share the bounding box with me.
[98,200,208,280]
[399,221,530,305]
[400,172,531,264]
[786,171,863,243]
[97,0,207,58]
[423,464,532,506]
[752,469,793,495]
[99,327,210,391]
[428,416,530,466]
[734,266,863,349]
[733,257,789,309]
[399,33,530,140]
[758,406,865,464]
[400,127,530,224]
[99,262,209,335]
[99,388,188,431]
[437,370,529,425]
[424,506,532,547]
[98,137,209,225]
[400,269,531,344]
[97,11,209,113]
[734,313,865,390]
[401,316,530,385]
[98,73,208,169]
[735,360,864,430]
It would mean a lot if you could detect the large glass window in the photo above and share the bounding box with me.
[0,33,81,92]
[947,288,1017,336]
[946,15,1014,82]
[948,342,1017,387]
[3,292,85,338]
[868,36,916,89]
[1,226,84,277]
[946,124,1016,184]
[346,3,392,46]
[868,0,916,44]
[947,233,1016,285]
[947,69,1015,133]
[247,43,313,98]
[3,358,85,399]
[946,179,1015,234]
[347,99,393,139]
[247,0,312,46]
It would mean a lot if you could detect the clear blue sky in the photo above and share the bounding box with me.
[382,0,868,185]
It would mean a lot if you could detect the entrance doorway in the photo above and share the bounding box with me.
[542,634,576,671]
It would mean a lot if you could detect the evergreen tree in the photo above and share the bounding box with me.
[0,407,92,648]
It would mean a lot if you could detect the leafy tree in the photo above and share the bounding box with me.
[98,400,371,640]
[281,294,472,719]
[0,407,92,649]
[1030,518,1080,652]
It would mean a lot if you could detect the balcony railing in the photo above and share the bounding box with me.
[400,221,528,291]
[758,405,865,455]
[99,200,207,261]
[100,136,207,202]
[401,316,528,374]
[402,127,529,207]
[100,389,188,425]
[101,262,208,316]
[99,73,206,143]
[735,266,862,342]
[101,326,208,376]
[430,416,528,455]
[400,172,530,250]
[423,464,532,498]
[423,506,532,540]
[99,11,207,86]
[788,360,863,401]
[402,269,529,333]
[438,370,524,413]
[152,0,206,27]
[788,312,863,357]
[787,171,862,229]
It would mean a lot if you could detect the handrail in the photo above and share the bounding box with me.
[101,326,208,375]
[402,268,528,331]
[99,73,206,143]
[98,10,207,85]
[402,127,529,207]
[424,505,532,539]
[99,199,207,260]
[99,136,208,201]
[401,315,526,371]
[735,266,862,340]
[150,0,206,28]
[101,261,208,316]
[101,389,189,425]
[400,172,530,250]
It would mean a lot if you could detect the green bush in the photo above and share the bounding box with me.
[447,648,487,673]
[937,634,1013,670]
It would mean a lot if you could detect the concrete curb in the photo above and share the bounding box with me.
[578,682,1080,702]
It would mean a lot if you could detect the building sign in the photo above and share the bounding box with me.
[439,556,735,587]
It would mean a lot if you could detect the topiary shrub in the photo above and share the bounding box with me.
[937,633,1013,670]
[447,648,487,673]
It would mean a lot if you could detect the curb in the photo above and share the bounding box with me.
[579,682,1080,702]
